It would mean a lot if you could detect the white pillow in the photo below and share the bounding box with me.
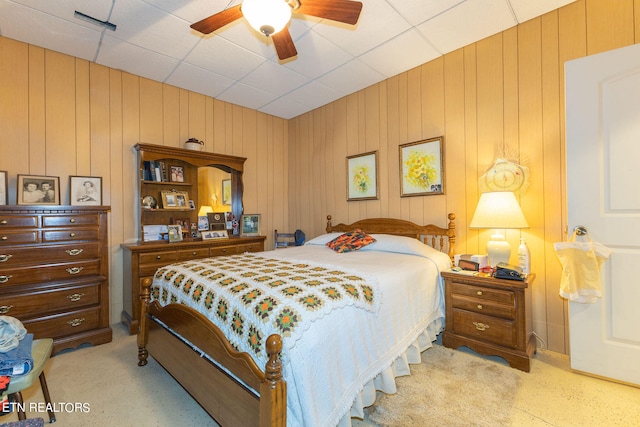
[304,232,345,246]
[360,234,452,267]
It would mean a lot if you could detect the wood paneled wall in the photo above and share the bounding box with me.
[0,37,289,325]
[1,0,636,354]
[287,0,639,354]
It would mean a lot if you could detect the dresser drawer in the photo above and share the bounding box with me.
[0,215,38,229]
[210,246,236,257]
[178,248,210,260]
[0,231,40,246]
[234,242,263,253]
[451,295,516,319]
[43,229,100,242]
[450,282,514,305]
[452,308,516,348]
[42,214,99,228]
[0,242,101,266]
[139,251,179,275]
[22,307,100,339]
[0,259,101,286]
[0,282,101,318]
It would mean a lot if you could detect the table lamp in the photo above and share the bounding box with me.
[469,191,529,267]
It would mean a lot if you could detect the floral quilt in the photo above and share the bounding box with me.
[151,252,379,367]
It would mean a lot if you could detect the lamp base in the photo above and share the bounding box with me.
[487,233,511,267]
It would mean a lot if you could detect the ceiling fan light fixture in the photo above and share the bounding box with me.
[242,0,292,36]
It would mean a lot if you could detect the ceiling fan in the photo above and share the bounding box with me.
[190,0,363,61]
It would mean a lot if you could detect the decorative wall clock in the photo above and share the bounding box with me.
[480,158,529,193]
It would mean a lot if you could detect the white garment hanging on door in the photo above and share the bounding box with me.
[554,232,612,303]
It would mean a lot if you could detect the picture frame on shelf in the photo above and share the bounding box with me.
[399,136,445,197]
[346,151,379,201]
[202,229,229,240]
[167,224,183,243]
[17,174,60,205]
[170,165,185,182]
[160,190,189,209]
[207,212,227,231]
[172,217,191,234]
[222,179,231,205]
[0,170,7,205]
[70,176,102,206]
[197,215,210,231]
[240,214,261,237]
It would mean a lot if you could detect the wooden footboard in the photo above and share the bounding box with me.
[137,278,286,427]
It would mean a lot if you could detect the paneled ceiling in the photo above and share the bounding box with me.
[0,0,575,119]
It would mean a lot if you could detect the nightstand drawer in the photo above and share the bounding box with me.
[451,295,516,319]
[451,282,514,305]
[452,308,516,348]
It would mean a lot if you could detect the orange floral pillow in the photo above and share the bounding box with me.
[326,229,376,253]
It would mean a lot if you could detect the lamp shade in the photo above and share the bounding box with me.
[198,205,214,217]
[242,0,292,36]
[469,192,529,229]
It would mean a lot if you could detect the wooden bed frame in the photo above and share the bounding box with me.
[137,214,456,427]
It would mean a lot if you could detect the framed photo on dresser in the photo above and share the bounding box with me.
[0,171,7,205]
[17,174,60,205]
[70,176,102,206]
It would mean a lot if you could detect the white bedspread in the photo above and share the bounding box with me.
[154,233,450,427]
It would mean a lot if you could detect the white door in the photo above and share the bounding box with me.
[565,43,640,386]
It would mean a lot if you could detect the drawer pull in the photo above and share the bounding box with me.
[222,249,227,253]
[67,293,84,302]
[156,255,161,260]
[473,321,489,331]
[65,249,84,256]
[0,275,12,284]
[70,218,76,223]
[192,251,197,255]
[0,220,6,225]
[0,254,13,262]
[67,318,85,327]
[1,236,7,241]
[66,267,84,275]
[69,233,77,237]
[477,304,483,310]
[0,305,13,314]
[476,291,483,296]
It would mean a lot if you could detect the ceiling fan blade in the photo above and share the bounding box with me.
[295,0,363,25]
[272,29,298,60]
[190,5,243,34]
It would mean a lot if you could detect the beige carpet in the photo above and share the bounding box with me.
[366,344,521,426]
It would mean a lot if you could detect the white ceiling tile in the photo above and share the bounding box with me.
[385,0,467,26]
[417,0,517,55]
[184,37,265,81]
[217,82,276,111]
[283,80,344,110]
[259,96,313,120]
[313,0,410,57]
[97,35,180,83]
[316,59,385,95]
[359,28,441,78]
[150,0,242,23]
[165,62,235,98]
[508,0,577,23]
[282,31,353,79]
[239,60,309,97]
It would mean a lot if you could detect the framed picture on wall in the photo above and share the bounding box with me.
[346,151,379,201]
[240,214,261,237]
[0,171,7,205]
[399,136,445,197]
[70,176,102,206]
[17,174,60,205]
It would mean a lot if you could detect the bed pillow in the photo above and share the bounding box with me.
[304,232,345,246]
[360,234,452,268]
[326,229,377,253]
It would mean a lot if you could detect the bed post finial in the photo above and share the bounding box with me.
[138,277,151,366]
[326,215,333,233]
[261,334,286,427]
[447,213,456,262]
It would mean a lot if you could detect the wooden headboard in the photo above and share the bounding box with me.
[326,213,456,261]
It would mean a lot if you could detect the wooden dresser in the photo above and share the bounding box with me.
[0,205,112,354]
[441,271,536,372]
[121,236,265,334]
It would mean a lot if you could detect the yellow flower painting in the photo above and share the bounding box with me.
[347,151,378,201]
[400,137,444,196]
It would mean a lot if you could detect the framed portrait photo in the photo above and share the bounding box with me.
[399,136,445,197]
[240,214,261,237]
[160,190,189,210]
[172,217,191,233]
[167,224,183,243]
[70,176,102,206]
[170,165,184,182]
[347,151,379,201]
[0,170,7,205]
[17,174,60,205]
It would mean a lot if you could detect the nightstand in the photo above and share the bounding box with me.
[441,271,536,372]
